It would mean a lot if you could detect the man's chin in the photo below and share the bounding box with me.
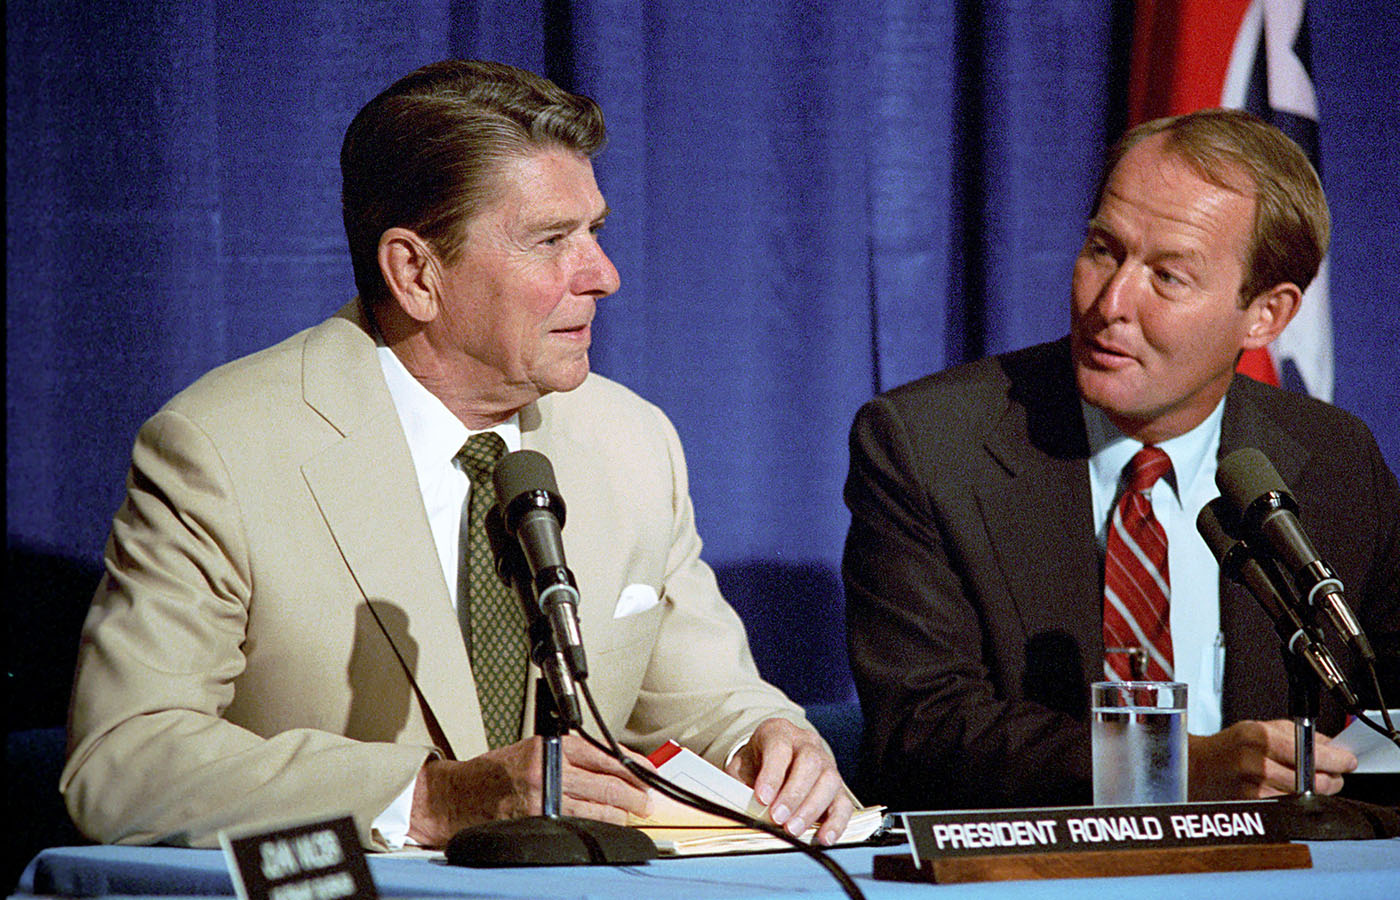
[1075,367,1141,420]
[539,357,591,396]
[1073,363,1114,406]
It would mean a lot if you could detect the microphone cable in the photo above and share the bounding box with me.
[1349,670,1399,747]
[1213,449,1399,748]
[572,677,867,900]
[490,447,867,896]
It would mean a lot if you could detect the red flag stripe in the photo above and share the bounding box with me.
[1127,0,1253,123]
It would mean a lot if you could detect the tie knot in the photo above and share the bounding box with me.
[457,432,507,484]
[1126,446,1172,495]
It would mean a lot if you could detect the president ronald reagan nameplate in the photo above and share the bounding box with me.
[903,800,1281,864]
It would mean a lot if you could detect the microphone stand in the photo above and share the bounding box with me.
[445,618,657,866]
[1267,641,1400,840]
[1197,498,1399,839]
[1289,650,1319,799]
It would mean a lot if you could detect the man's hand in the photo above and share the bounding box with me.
[1189,719,1357,800]
[724,717,854,846]
[406,735,654,848]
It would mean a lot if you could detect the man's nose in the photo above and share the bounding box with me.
[573,238,620,297]
[1091,262,1140,323]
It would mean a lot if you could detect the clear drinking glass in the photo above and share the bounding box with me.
[1091,681,1188,806]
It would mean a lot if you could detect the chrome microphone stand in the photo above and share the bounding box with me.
[445,590,656,865]
[1270,643,1395,840]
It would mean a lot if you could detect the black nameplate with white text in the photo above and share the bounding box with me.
[904,801,1283,864]
[220,815,376,900]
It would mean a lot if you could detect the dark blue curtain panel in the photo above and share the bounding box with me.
[8,0,1398,703]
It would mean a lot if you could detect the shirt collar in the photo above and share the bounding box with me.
[1083,396,1226,509]
[376,346,522,473]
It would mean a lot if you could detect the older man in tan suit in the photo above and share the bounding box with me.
[62,60,851,851]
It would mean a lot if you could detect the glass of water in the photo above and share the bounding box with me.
[1091,681,1188,806]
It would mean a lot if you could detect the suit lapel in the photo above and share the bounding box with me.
[1220,381,1308,485]
[976,345,1103,691]
[298,306,488,758]
[517,397,618,648]
[1217,379,1311,723]
[518,389,638,722]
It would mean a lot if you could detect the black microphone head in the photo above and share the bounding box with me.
[1216,447,1298,524]
[1199,496,1301,629]
[1196,497,1243,567]
[492,449,566,532]
[493,449,558,500]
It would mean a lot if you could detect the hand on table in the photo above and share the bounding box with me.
[1188,718,1357,800]
[406,735,655,847]
[725,717,854,846]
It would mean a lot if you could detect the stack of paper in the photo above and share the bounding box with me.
[629,741,885,855]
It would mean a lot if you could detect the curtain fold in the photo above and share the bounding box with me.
[8,0,1397,703]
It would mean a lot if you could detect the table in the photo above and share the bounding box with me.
[15,840,1400,899]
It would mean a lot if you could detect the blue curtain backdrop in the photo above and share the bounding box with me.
[7,0,1398,714]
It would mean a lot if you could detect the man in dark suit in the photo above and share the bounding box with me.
[844,108,1400,811]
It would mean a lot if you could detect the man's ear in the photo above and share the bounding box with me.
[1241,282,1302,350]
[378,228,442,323]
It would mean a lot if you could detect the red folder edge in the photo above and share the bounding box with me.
[648,740,685,767]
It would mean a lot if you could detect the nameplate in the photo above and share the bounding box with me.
[904,800,1282,864]
[220,814,376,900]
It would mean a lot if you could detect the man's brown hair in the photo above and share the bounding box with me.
[341,60,607,306]
[1096,108,1330,305]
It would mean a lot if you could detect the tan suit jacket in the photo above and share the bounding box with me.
[62,303,807,848]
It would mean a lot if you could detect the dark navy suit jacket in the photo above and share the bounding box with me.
[843,338,1400,810]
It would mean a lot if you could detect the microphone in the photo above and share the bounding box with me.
[492,450,589,681]
[484,505,583,728]
[1216,447,1374,663]
[1197,499,1357,708]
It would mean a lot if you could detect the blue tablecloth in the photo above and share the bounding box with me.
[15,840,1400,899]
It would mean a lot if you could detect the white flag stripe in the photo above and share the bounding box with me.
[1222,1,1265,107]
[1262,0,1317,118]
[1222,0,1333,402]
[1274,257,1334,400]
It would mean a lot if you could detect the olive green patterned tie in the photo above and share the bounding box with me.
[456,432,527,749]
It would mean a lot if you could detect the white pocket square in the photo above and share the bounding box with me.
[614,583,660,619]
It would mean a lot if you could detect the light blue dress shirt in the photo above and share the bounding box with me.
[1084,398,1227,736]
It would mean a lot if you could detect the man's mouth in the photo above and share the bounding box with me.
[551,322,591,340]
[1076,332,1135,369]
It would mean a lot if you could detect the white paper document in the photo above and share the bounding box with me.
[1331,710,1400,774]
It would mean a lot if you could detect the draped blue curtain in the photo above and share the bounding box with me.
[8,0,1398,716]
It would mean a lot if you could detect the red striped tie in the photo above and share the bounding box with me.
[1103,446,1174,682]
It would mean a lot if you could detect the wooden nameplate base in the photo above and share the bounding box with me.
[874,842,1311,883]
[883,801,1317,883]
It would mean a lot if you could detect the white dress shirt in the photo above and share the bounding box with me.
[371,345,522,847]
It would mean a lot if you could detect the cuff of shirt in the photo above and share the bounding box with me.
[724,732,754,768]
[370,772,419,850]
